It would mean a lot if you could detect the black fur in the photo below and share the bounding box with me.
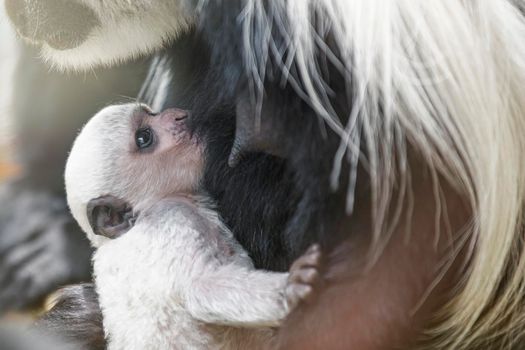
[197,1,366,261]
[141,2,364,270]
[37,284,105,350]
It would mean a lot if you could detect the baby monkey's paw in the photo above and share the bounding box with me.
[285,244,322,310]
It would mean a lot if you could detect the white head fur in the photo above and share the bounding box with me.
[65,103,203,246]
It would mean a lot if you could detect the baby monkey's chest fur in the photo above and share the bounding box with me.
[93,197,321,350]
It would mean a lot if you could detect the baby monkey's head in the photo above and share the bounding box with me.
[65,103,203,246]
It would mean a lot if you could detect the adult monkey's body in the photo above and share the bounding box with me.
[5,1,525,349]
[139,43,470,349]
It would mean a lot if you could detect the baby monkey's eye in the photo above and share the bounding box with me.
[135,127,154,149]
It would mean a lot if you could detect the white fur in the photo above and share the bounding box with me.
[65,104,138,246]
[42,0,195,71]
[65,103,204,246]
[94,198,286,350]
[66,104,303,349]
[238,2,525,347]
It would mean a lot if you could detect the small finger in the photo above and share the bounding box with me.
[288,267,320,285]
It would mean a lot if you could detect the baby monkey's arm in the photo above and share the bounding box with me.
[185,244,322,328]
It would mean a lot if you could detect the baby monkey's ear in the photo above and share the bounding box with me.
[86,195,136,239]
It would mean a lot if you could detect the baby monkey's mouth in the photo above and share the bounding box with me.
[87,195,137,239]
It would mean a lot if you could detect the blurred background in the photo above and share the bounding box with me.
[0,7,16,179]
[0,7,150,321]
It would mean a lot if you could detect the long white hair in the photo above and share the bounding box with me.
[238,0,525,348]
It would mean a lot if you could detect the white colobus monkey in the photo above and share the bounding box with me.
[64,103,322,350]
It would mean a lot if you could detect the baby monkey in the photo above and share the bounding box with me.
[64,104,322,350]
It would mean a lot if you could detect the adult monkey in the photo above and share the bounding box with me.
[6,1,525,349]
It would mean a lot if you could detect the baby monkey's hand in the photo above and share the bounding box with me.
[285,244,323,310]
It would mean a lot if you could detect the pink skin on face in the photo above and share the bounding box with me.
[119,106,204,207]
[149,108,193,154]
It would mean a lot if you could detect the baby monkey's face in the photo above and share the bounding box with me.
[123,105,204,204]
[66,103,204,246]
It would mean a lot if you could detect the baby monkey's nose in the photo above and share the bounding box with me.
[173,109,188,121]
